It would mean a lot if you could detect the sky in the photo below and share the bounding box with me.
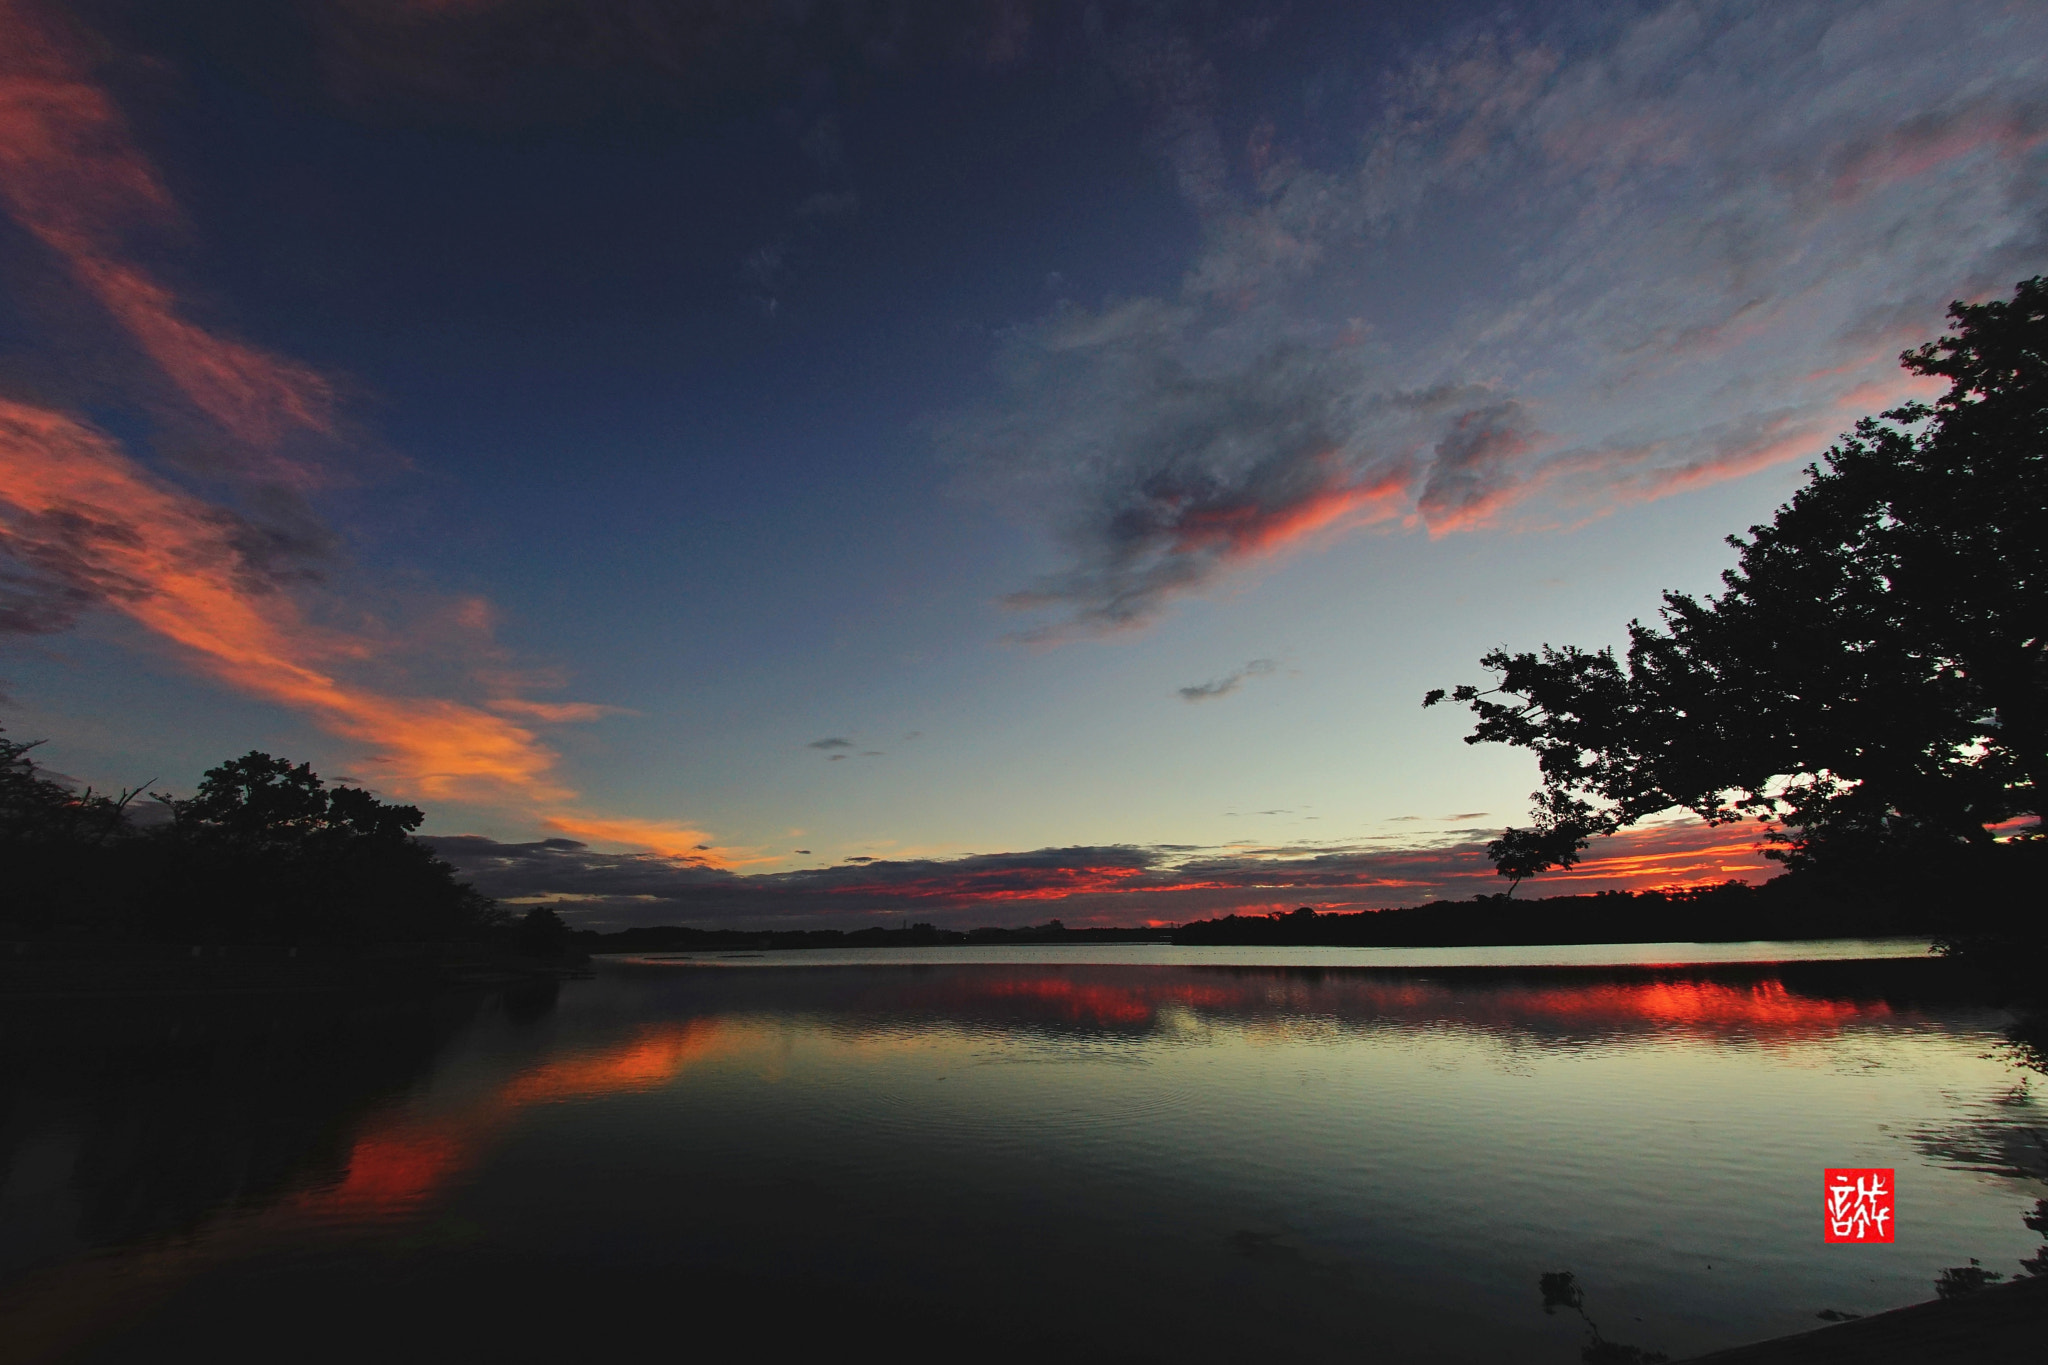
[2,0,2043,927]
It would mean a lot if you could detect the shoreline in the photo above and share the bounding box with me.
[1678,1272,2048,1362]
[0,941,585,998]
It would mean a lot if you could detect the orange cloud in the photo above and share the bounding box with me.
[539,814,770,869]
[0,1,336,465]
[486,698,631,722]
[0,398,755,852]
[0,7,744,852]
[0,400,568,801]
[1536,820,1776,891]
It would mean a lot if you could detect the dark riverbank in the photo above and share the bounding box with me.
[0,940,583,998]
[1171,883,1953,948]
[1678,1271,2048,1363]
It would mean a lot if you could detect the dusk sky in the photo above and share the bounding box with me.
[3,0,2042,926]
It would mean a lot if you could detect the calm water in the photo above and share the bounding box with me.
[2,945,2043,1363]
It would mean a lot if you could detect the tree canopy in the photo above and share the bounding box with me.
[0,734,502,944]
[1426,278,2047,893]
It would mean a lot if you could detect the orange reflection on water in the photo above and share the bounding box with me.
[298,1019,737,1219]
[295,969,1900,1220]
[500,1018,731,1104]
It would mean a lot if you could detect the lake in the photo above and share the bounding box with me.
[3,943,2044,1363]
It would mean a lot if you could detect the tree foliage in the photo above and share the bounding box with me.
[1,733,502,943]
[1426,278,2047,890]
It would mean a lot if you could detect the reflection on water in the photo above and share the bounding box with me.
[627,937,1935,970]
[2,957,2043,1364]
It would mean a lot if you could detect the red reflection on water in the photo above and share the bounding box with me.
[952,973,1258,1026]
[307,1129,470,1214]
[296,967,1901,1219]
[1486,978,1888,1035]
[891,965,1898,1041]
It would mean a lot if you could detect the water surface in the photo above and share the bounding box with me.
[1,948,2041,1363]
[620,936,1935,969]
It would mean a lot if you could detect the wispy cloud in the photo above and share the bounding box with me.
[948,0,2048,638]
[0,2,336,471]
[0,401,569,801]
[0,2,721,859]
[1177,657,1277,703]
[486,699,632,723]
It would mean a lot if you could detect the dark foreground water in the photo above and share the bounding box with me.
[3,948,2045,1363]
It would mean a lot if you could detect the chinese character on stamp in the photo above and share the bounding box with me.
[1824,1168,1894,1243]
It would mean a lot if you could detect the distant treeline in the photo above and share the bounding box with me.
[587,919,1174,952]
[1170,882,1924,947]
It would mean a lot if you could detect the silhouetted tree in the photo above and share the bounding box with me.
[515,905,573,957]
[1,728,157,932]
[1488,796,1595,896]
[1,735,502,944]
[1427,279,2047,894]
[155,751,503,943]
[1,730,147,849]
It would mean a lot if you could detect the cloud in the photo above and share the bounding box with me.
[0,2,336,471]
[486,698,630,723]
[946,0,2048,638]
[539,814,768,870]
[0,7,730,859]
[0,400,572,801]
[424,818,1778,929]
[807,737,855,750]
[1177,656,1276,702]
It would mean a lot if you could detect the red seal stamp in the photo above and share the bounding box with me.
[1824,1168,1894,1242]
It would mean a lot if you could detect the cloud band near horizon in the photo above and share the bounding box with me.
[426,818,1777,930]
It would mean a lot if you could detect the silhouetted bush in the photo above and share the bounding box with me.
[1,734,504,945]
